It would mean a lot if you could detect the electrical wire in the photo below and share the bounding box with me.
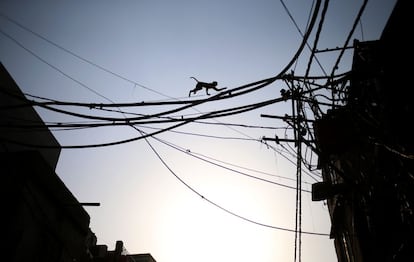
[138,127,329,236]
[280,0,327,76]
[329,0,368,78]
[184,149,312,184]
[305,0,330,78]
[146,132,310,192]
[0,12,173,99]
[0,29,111,102]
[1,84,285,124]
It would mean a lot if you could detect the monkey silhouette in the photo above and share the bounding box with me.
[188,77,227,97]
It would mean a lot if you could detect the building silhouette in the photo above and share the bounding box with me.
[0,63,156,262]
[312,0,413,261]
[92,241,157,262]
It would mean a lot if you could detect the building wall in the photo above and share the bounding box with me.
[2,151,94,262]
[0,62,61,170]
[1,62,156,262]
[312,1,413,261]
[1,63,95,262]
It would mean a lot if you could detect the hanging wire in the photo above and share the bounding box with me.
[137,127,329,236]
[0,12,173,99]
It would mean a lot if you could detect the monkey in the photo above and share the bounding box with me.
[188,77,227,97]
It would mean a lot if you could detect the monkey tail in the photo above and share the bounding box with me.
[189,76,199,82]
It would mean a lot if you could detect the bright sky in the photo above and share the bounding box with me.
[0,1,397,262]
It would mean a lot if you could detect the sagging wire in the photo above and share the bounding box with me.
[137,127,329,236]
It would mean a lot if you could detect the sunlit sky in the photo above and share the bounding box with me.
[0,1,397,262]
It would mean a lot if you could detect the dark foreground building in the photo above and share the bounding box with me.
[92,241,157,262]
[0,63,156,262]
[312,0,413,261]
